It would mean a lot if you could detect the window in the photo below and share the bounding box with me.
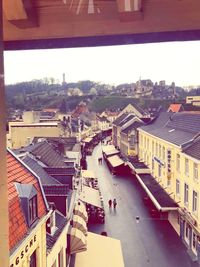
[159,144,161,158]
[176,154,180,172]
[184,183,189,205]
[152,158,154,170]
[158,164,161,177]
[194,163,198,181]
[156,143,158,156]
[185,158,189,176]
[140,135,143,146]
[152,141,154,155]
[30,250,37,267]
[193,233,197,250]
[185,223,190,239]
[176,179,180,195]
[193,191,198,213]
[147,139,149,150]
[162,146,165,161]
[29,195,38,224]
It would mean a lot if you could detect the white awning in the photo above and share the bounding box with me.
[81,170,96,179]
[74,232,125,267]
[83,137,93,143]
[79,185,103,208]
[72,215,87,236]
[101,145,116,153]
[68,227,87,254]
[107,155,124,168]
[74,201,88,222]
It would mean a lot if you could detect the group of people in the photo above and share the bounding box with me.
[108,198,117,209]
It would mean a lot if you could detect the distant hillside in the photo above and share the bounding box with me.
[89,96,176,113]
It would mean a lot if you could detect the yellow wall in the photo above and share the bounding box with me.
[8,122,61,149]
[9,215,48,267]
[139,129,200,231]
[47,223,69,267]
[186,96,200,105]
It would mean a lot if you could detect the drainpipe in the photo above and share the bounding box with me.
[0,1,9,266]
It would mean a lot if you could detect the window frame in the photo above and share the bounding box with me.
[29,195,38,225]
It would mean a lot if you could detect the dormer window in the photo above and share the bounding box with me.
[29,195,38,224]
[15,182,38,227]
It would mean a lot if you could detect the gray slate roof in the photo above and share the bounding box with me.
[139,112,200,146]
[23,155,60,185]
[183,138,200,160]
[121,121,144,134]
[16,141,66,167]
[46,211,68,253]
[113,113,128,126]
[118,114,135,127]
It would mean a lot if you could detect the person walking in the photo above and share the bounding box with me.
[113,198,117,210]
[108,199,112,209]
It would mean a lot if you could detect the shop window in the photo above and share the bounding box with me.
[29,195,38,224]
[30,250,37,267]
[185,224,190,239]
[193,233,197,250]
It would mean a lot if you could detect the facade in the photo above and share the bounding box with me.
[186,96,200,106]
[7,150,50,267]
[120,120,144,157]
[97,116,110,131]
[138,112,200,260]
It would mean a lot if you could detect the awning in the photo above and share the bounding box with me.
[74,201,88,222]
[107,155,124,168]
[83,137,93,143]
[79,185,103,208]
[74,232,125,267]
[68,227,87,254]
[101,145,116,153]
[72,215,87,236]
[81,170,96,179]
[136,174,178,211]
[127,160,151,174]
[104,149,120,157]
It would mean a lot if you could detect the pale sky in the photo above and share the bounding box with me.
[3,40,200,87]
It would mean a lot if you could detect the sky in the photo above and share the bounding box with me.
[3,40,200,87]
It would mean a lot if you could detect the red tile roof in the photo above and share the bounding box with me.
[7,152,47,251]
[167,104,183,113]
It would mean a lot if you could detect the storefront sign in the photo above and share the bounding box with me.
[10,235,37,267]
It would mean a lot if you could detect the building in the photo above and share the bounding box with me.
[186,96,200,106]
[167,104,184,113]
[97,115,111,131]
[118,103,150,118]
[120,119,144,157]
[7,149,50,267]
[137,112,200,261]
